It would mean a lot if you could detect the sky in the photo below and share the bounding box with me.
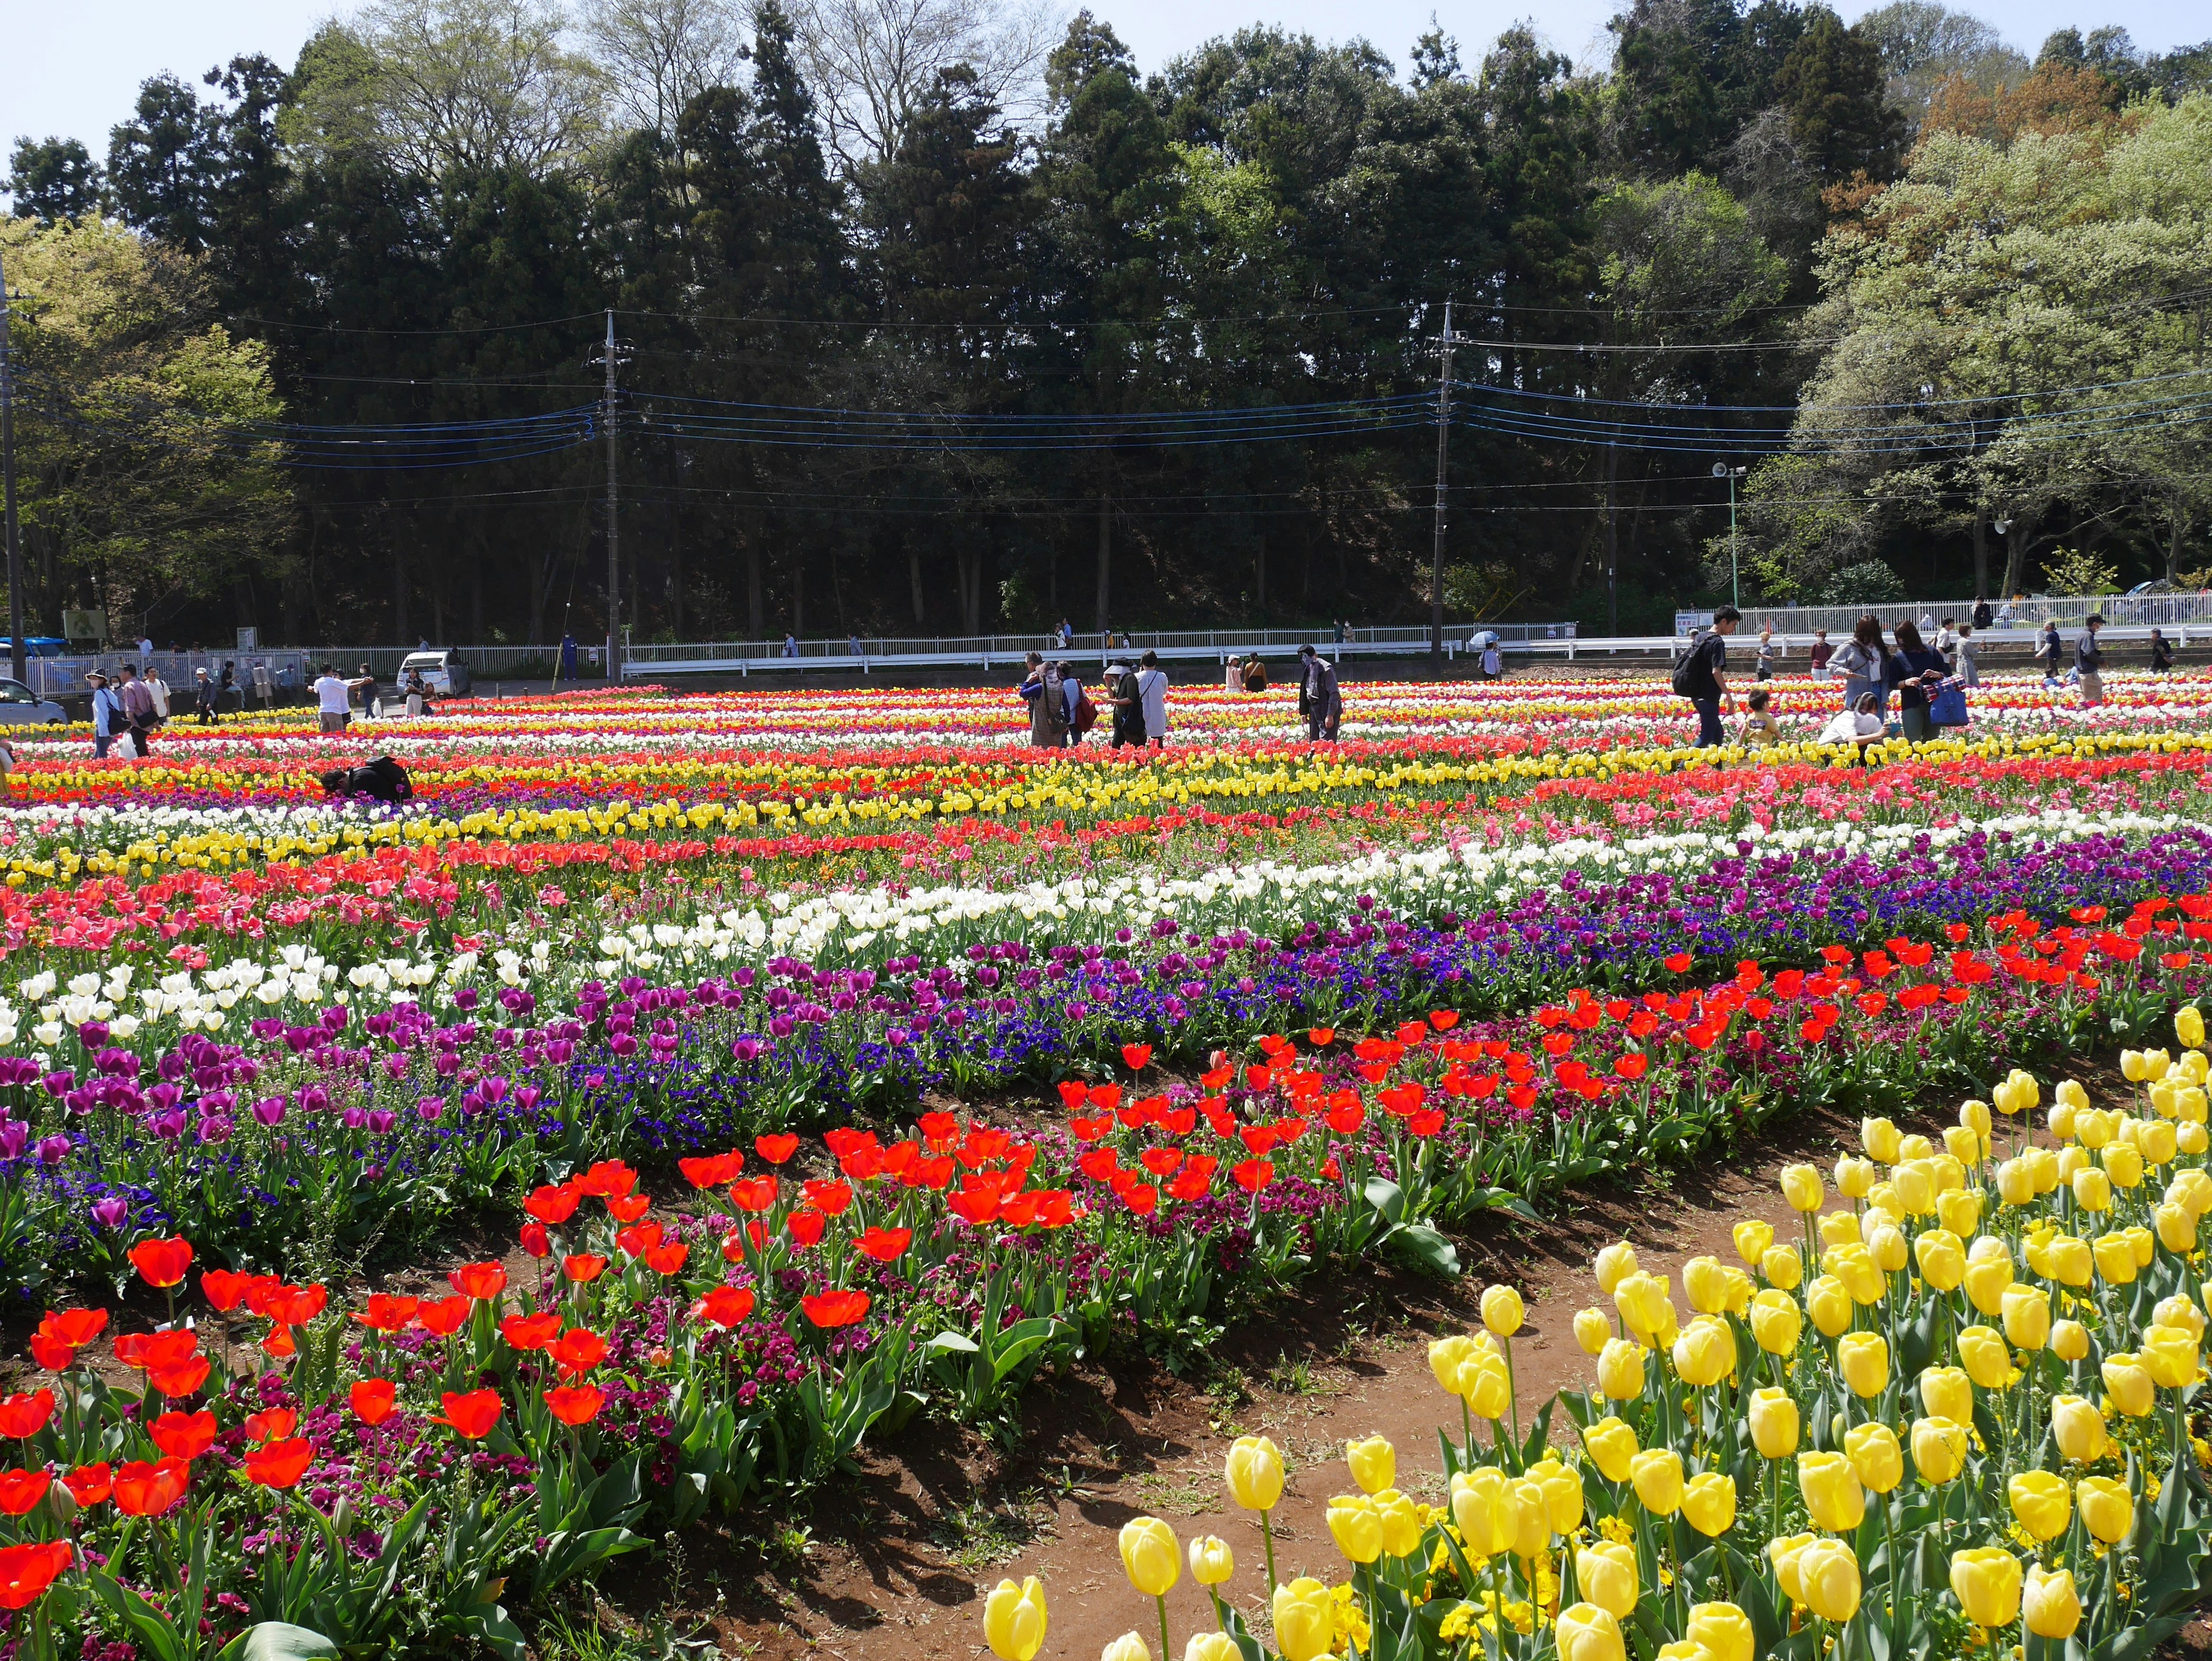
[7,0,2208,162]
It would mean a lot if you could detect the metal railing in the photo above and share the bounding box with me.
[1675,594,2212,638]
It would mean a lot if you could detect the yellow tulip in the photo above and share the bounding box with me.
[1576,1541,1638,1618]
[1796,1450,1864,1532]
[1681,1471,1736,1538]
[2141,1323,2199,1390]
[1101,1633,1150,1661]
[2045,1234,2093,1287]
[2008,1469,2071,1541]
[2182,1169,2212,1219]
[1685,1602,1754,1661]
[1429,1334,1475,1396]
[2055,1077,2089,1115]
[1509,1477,1551,1558]
[1464,1349,1512,1420]
[2157,1294,2207,1340]
[1597,1338,1646,1402]
[1528,1456,1585,1534]
[2024,1147,2061,1194]
[1780,1163,1824,1213]
[2092,1230,2138,1285]
[1911,1417,1968,1484]
[1749,1289,1802,1355]
[1583,1417,1638,1484]
[1271,1578,1334,1661]
[2075,1168,2115,1214]
[2057,1146,2088,1183]
[2102,1353,2156,1417]
[1942,1125,1983,1167]
[1630,1448,1685,1515]
[1324,1495,1382,1564]
[1555,1603,1627,1661]
[1574,1307,1612,1356]
[1224,1436,1284,1511]
[1949,1548,2022,1628]
[1449,1468,1512,1557]
[1797,1538,1861,1622]
[1613,1272,1672,1341]
[1960,1097,1993,1139]
[1957,1326,2012,1390]
[2104,1142,2146,1190]
[2001,1282,2050,1350]
[2051,1394,2107,1462]
[2051,1319,2091,1361]
[1819,1210,1862,1251]
[1863,1222,1907,1275]
[2184,1122,2210,1155]
[1185,1634,1238,1661]
[1914,1229,1965,1291]
[1683,1255,1736,1315]
[1827,1244,1885,1306]
[1919,1365,1974,1423]
[1188,1535,1234,1586]
[1760,1244,1804,1292]
[1119,1517,1180,1596]
[1995,1157,2036,1207]
[1373,1488,1423,1558]
[1861,1116,1902,1161]
[2179,1006,2206,1050]
[2127,1224,2156,1267]
[1768,1531,1815,1602]
[2024,1565,2082,1640]
[1991,1070,2039,1119]
[1891,1161,1934,1216]
[1593,1242,1639,1294]
[1481,1284,1524,1338]
[2075,1107,2116,1149]
[1673,1318,1735,1388]
[1344,1436,1395,1496]
[1748,1386,1800,1459]
[2077,1475,2135,1544]
[2141,1119,2179,1166]
[1962,1254,2013,1318]
[1733,1218,1775,1267]
[1836,1332,1889,1399]
[983,1577,1049,1661]
[1844,1421,1903,1493]
[1805,1275,1853,1338]
[1835,1155,1876,1200]
[1937,1187,1983,1236]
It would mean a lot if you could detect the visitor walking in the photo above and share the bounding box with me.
[118,664,156,755]
[1831,616,1887,716]
[1481,636,1503,679]
[1298,645,1342,741]
[2037,621,2063,685]
[313,664,354,734]
[1934,616,1959,666]
[2150,627,2174,672]
[1754,625,1776,682]
[1105,663,1143,748]
[1809,630,1832,678]
[88,671,123,759]
[2075,615,2107,706]
[782,633,797,659]
[560,633,579,683]
[1225,656,1242,690]
[1885,620,1949,743]
[1675,606,1739,747]
[194,667,220,727]
[252,660,274,710]
[143,665,170,725]
[1019,653,1067,748]
[1133,650,1169,750]
[1955,624,1980,687]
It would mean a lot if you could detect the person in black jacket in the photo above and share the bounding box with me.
[318,756,413,803]
[1884,620,1949,743]
[2150,628,2175,672]
[1972,598,1994,630]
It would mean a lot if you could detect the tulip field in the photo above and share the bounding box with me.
[2,668,2212,1657]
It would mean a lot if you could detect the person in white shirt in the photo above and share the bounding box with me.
[1225,656,1242,691]
[1818,692,1885,760]
[312,663,365,734]
[1134,650,1168,748]
[137,635,154,662]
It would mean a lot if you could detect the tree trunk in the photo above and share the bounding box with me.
[747,535,764,637]
[1972,510,1988,600]
[909,550,926,625]
[1094,493,1111,631]
[469,548,483,644]
[2001,512,2036,597]
[956,546,983,634]
[791,563,805,639]
[1603,442,1620,635]
[1255,533,1267,615]
[670,479,684,639]
[392,542,409,644]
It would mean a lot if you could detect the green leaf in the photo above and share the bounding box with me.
[925,1330,980,1354]
[1391,1224,1462,1277]
[239,1625,341,1661]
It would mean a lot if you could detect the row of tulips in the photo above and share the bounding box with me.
[1005,1041,2212,1661]
[4,933,2212,1651]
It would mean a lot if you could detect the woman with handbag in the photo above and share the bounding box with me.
[1884,620,1949,743]
[1830,615,1889,717]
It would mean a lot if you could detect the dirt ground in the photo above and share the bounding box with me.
[585,1089,2212,1661]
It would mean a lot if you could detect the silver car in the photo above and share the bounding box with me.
[0,678,66,727]
[399,650,472,697]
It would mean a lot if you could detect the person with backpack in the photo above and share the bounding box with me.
[1672,605,1740,747]
[2037,622,2064,686]
[1018,653,1067,748]
[318,756,413,803]
[1132,650,1169,750]
[1105,664,1144,748]
[118,664,157,755]
[87,671,124,759]
[1297,645,1342,741]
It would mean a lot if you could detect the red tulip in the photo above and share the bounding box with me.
[643,1242,690,1275]
[519,1221,552,1258]
[607,1193,652,1223]
[679,1152,743,1189]
[349,1379,397,1426]
[787,1209,828,1247]
[548,1328,607,1376]
[577,1159,638,1199]
[0,1390,55,1439]
[37,1309,107,1348]
[28,1334,75,1372]
[1121,1043,1153,1072]
[145,1357,212,1400]
[615,1221,664,1258]
[500,1311,562,1352]
[729,1176,779,1213]
[243,1438,315,1489]
[355,1294,419,1333]
[0,1540,72,1610]
[524,1182,582,1225]
[128,1237,194,1290]
[754,1133,800,1164]
[199,1270,255,1311]
[800,1289,871,1328]
[562,1254,609,1284]
[544,1386,605,1427]
[851,1227,912,1262]
[413,1296,472,1337]
[0,1469,52,1516]
[112,1457,190,1517]
[431,1389,502,1440]
[1232,1159,1275,1194]
[801,1179,852,1216]
[448,1262,507,1301]
[243,1408,297,1446]
[147,1410,217,1460]
[62,1463,111,1506]
[693,1286,756,1329]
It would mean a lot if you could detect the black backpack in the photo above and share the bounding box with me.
[1671,635,1714,699]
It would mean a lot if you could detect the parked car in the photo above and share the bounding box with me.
[398,649,472,697]
[0,678,68,726]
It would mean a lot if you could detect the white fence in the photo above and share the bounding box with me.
[1675,594,2212,638]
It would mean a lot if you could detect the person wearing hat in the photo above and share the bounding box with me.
[1297,644,1341,741]
[87,671,124,758]
[194,666,221,726]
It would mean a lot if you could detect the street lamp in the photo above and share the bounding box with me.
[1713,462,1747,610]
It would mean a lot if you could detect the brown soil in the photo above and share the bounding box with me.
[588,1090,2212,1661]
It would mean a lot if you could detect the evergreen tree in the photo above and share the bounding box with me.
[5,138,105,222]
[1772,9,1907,183]
[107,73,219,248]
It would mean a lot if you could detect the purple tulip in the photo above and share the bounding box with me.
[89,1196,129,1229]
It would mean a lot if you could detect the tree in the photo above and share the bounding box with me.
[1854,2,2025,126]
[584,0,751,143]
[1608,0,1810,179]
[107,74,219,248]
[1771,9,1906,183]
[1,216,290,633]
[5,139,105,222]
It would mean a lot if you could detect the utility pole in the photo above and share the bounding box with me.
[592,309,627,683]
[1430,299,1457,676]
[1,243,23,685]
[1712,461,1745,610]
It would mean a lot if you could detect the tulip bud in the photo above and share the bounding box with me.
[1914,1228,1964,1291]
[1825,1243,1884,1306]
[1555,1604,1627,1661]
[1673,1318,1734,1388]
[2179,1006,2206,1050]
[1995,1157,2035,1207]
[1102,1635,1149,1661]
[1375,1488,1423,1558]
[1576,1541,1638,1618]
[1942,1124,1982,1167]
[1119,1517,1180,1597]
[1593,1241,1638,1293]
[1911,1418,1968,1485]
[1817,1209,1860,1251]
[1574,1306,1612,1356]
[46,1481,77,1527]
[1860,1116,1902,1161]
[1428,1334,1473,1395]
[2092,1229,2137,1285]
[2050,1394,2107,1463]
[1843,1421,1902,1493]
[1185,1634,1237,1661]
[1957,1325,2011,1390]
[1324,1494,1381,1564]
[1733,1218,1774,1267]
[2051,1319,2090,1361]
[1450,1467,1512,1557]
[1224,1436,1283,1512]
[1583,1416,1638,1483]
[2104,1142,2146,1190]
[1344,1436,1395,1496]
[2141,1323,2198,1390]
[1528,1456,1585,1534]
[1804,1274,1851,1338]
[1834,1156,1875,1200]
[1270,1579,1334,1661]
[2045,1233,2093,1287]
[2055,1077,2089,1113]
[1779,1163,1824,1213]
[1630,1448,1684,1515]
[1796,1450,1864,1532]
[2074,1169,2113,1215]
[2102,1353,2156,1417]
[2024,1565,2082,1640]
[1937,1186,1982,1236]
[1508,1477,1550,1559]
[2077,1474,2134,1544]
[1685,1603,1752,1661]
[1480,1282,1524,1338]
[2140,1118,2178,1166]
[1919,1364,1973,1424]
[1797,1538,1861,1622]
[984,1577,1050,1661]
[1835,1332,1888,1399]
[2008,1469,2071,1541]
[1950,1547,2022,1628]
[2183,1121,2210,1155]
[1959,1096,1992,1137]
[1760,1244,1802,1291]
[1188,1535,1233,1587]
[1962,1253,2012,1317]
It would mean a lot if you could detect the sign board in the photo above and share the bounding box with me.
[236,627,260,651]
[62,609,106,643]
